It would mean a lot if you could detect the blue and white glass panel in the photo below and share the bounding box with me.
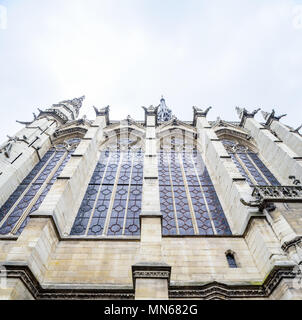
[222,139,280,187]
[70,148,144,236]
[158,146,231,236]
[0,138,80,235]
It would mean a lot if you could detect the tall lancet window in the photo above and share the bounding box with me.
[0,138,81,235]
[222,139,280,187]
[158,135,231,236]
[70,131,144,236]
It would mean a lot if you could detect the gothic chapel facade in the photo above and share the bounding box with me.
[0,96,302,299]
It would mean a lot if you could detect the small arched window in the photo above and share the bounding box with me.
[226,251,237,268]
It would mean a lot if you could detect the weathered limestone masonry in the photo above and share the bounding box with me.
[133,106,170,300]
[194,108,291,283]
[194,107,258,234]
[262,110,302,157]
[0,98,302,299]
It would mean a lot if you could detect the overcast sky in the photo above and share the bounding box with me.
[0,0,301,142]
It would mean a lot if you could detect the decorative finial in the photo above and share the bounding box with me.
[157,97,173,122]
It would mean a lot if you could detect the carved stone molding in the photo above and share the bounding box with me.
[169,265,296,300]
[1,262,297,300]
[53,127,87,140]
[241,185,302,212]
[282,236,302,253]
[38,108,69,124]
[3,264,134,300]
[132,262,171,289]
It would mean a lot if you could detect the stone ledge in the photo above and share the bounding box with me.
[140,211,162,218]
[169,263,296,300]
[2,263,134,300]
[132,262,171,289]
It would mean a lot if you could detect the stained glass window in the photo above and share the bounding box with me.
[222,139,280,187]
[158,137,231,236]
[70,146,144,236]
[0,138,81,235]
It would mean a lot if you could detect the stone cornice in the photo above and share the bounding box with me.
[38,108,69,124]
[281,236,302,252]
[169,265,296,300]
[3,264,134,300]
[2,262,296,300]
[132,262,171,289]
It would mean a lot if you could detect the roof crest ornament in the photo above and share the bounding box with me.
[157,96,173,122]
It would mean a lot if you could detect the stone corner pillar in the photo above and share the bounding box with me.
[138,105,164,263]
[132,262,171,300]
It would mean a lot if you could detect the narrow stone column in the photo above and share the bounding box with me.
[132,262,171,300]
[193,107,259,234]
[262,110,302,157]
[139,106,163,262]
[132,106,168,299]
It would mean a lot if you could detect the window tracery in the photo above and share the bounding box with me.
[70,130,144,236]
[158,135,232,236]
[222,139,280,186]
[0,138,81,235]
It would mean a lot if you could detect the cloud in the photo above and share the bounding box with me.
[0,0,301,143]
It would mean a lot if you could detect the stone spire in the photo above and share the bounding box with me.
[59,95,85,118]
[157,96,172,122]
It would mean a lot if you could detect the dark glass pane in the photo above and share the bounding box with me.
[0,150,67,235]
[248,153,280,186]
[226,253,237,268]
[71,149,143,236]
[237,153,267,186]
